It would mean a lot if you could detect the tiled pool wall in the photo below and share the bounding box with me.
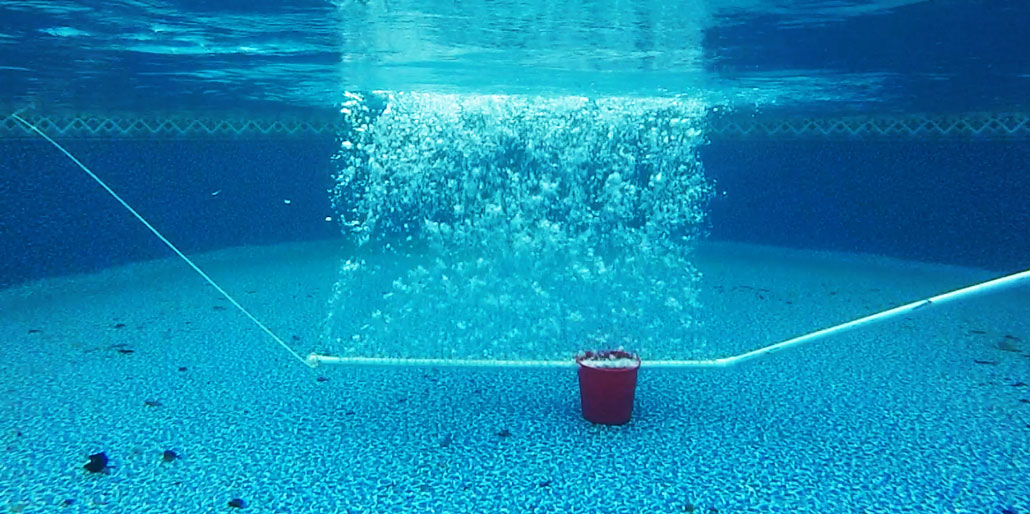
[1,111,1029,288]
[0,131,340,288]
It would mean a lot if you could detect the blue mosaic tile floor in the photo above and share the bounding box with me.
[1,241,1028,513]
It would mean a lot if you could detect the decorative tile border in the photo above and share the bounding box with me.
[709,112,1030,139]
[3,112,1029,139]
[0,113,338,139]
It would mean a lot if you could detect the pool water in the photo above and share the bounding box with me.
[2,1,1030,513]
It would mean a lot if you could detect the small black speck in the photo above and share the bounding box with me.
[246,290,257,294]
[113,323,126,329]
[539,480,551,487]
[784,301,793,305]
[1012,382,1027,387]
[212,305,227,311]
[63,499,75,506]
[84,452,108,473]
[1020,399,1030,404]
[27,329,42,334]
[144,400,162,407]
[497,429,512,438]
[969,329,987,335]
[345,411,355,415]
[117,349,134,355]
[228,498,247,509]
[291,335,301,341]
[178,367,188,372]
[162,450,179,462]
[974,360,998,365]
[316,377,329,382]
[1004,334,1022,341]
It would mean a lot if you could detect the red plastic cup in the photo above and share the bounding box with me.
[575,350,641,425]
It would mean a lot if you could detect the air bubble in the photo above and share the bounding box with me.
[326,92,714,361]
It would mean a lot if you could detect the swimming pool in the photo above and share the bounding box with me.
[2,1,1029,512]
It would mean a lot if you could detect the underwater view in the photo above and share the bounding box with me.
[2,0,1029,512]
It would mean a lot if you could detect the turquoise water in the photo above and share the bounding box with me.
[2,1,1030,513]
[3,0,1029,114]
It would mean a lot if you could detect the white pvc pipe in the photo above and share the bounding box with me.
[307,267,1030,369]
[305,355,576,368]
[673,266,1030,369]
[12,113,313,368]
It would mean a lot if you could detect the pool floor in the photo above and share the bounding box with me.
[1,240,1028,513]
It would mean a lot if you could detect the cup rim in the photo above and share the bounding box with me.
[575,349,641,370]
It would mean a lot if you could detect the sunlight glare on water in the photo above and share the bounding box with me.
[334,0,713,97]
